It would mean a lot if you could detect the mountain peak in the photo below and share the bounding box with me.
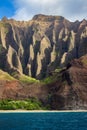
[1,16,8,22]
[32,14,64,22]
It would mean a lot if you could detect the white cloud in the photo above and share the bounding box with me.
[12,0,87,21]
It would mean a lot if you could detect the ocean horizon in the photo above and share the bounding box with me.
[0,111,87,130]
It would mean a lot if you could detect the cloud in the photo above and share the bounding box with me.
[12,0,87,21]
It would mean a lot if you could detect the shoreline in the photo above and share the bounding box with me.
[0,110,87,113]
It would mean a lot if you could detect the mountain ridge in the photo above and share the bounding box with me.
[0,14,87,109]
[0,14,87,79]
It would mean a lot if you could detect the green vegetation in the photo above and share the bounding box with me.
[42,76,54,85]
[11,72,39,84]
[54,68,62,73]
[0,70,39,83]
[0,70,15,81]
[41,67,62,85]
[0,99,46,110]
[19,74,39,84]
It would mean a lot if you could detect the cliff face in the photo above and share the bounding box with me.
[0,55,87,110]
[48,55,87,110]
[0,15,87,79]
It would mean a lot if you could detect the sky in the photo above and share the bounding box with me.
[0,0,87,21]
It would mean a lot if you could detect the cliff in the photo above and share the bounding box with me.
[0,15,87,79]
[0,55,87,110]
[0,14,87,110]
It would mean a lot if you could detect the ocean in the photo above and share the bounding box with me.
[0,112,87,130]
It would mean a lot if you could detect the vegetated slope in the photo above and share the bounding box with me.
[0,69,49,105]
[0,15,87,79]
[0,55,87,110]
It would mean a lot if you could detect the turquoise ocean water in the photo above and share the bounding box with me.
[0,112,87,130]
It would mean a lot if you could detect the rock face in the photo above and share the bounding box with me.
[0,15,87,79]
[47,55,87,110]
[0,55,87,110]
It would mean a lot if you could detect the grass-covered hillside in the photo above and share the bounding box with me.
[0,70,15,81]
[0,69,39,84]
